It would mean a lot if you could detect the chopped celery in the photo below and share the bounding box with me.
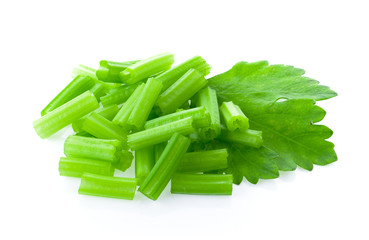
[64,136,124,163]
[59,156,114,177]
[96,60,139,83]
[144,106,210,129]
[41,75,95,116]
[79,173,137,200]
[81,112,127,143]
[156,56,211,91]
[193,87,221,140]
[135,146,155,185]
[127,117,195,150]
[72,64,122,89]
[220,128,263,148]
[89,83,107,101]
[139,133,190,200]
[154,142,166,163]
[100,82,141,107]
[157,69,207,114]
[113,150,134,172]
[112,83,145,128]
[33,91,99,139]
[72,104,120,132]
[171,173,233,195]
[120,52,174,84]
[220,101,249,131]
[126,78,163,130]
[178,149,228,173]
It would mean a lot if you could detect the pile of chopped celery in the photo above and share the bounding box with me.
[33,52,262,200]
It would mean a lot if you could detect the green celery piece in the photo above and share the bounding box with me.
[126,78,163,130]
[171,173,233,195]
[59,156,114,178]
[127,117,195,150]
[135,146,155,186]
[100,82,141,107]
[120,52,174,84]
[72,104,120,132]
[157,69,207,114]
[81,112,127,143]
[220,128,263,148]
[154,142,166,163]
[79,173,137,200]
[178,149,228,173]
[89,83,107,101]
[41,75,96,116]
[34,91,99,139]
[64,136,123,163]
[144,106,210,129]
[219,101,249,131]
[139,133,190,200]
[96,60,139,83]
[156,56,211,91]
[113,150,134,172]
[193,87,221,140]
[112,83,145,128]
[72,64,122,89]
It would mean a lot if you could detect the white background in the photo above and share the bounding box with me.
[1,0,368,239]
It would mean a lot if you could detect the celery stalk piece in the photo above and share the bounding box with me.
[79,173,137,200]
[72,104,120,132]
[144,106,210,129]
[193,87,221,140]
[178,149,228,173]
[154,142,166,163]
[41,76,96,116]
[96,60,139,83]
[171,173,233,195]
[220,101,249,131]
[156,56,211,91]
[100,82,141,107]
[135,146,155,186]
[127,117,195,150]
[33,91,99,139]
[112,83,145,128]
[64,136,123,163]
[139,133,191,200]
[72,64,122,89]
[119,52,174,84]
[59,156,114,178]
[81,112,127,143]
[219,128,263,148]
[89,83,107,101]
[157,69,207,114]
[113,150,134,172]
[126,78,163,130]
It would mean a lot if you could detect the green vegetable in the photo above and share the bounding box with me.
[178,149,228,173]
[144,106,210,129]
[72,104,120,132]
[59,156,114,177]
[171,173,233,195]
[154,142,166,163]
[209,61,337,183]
[135,146,155,185]
[157,69,207,114]
[126,78,163,130]
[100,82,141,107]
[139,133,190,200]
[219,128,263,148]
[89,83,107,101]
[156,56,211,91]
[113,150,134,172]
[72,64,122,89]
[219,101,249,131]
[81,112,127,143]
[79,173,137,200]
[120,52,174,84]
[64,136,125,163]
[127,117,195,150]
[33,91,99,138]
[193,86,221,140]
[112,83,145,128]
[41,75,96,116]
[96,60,139,83]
